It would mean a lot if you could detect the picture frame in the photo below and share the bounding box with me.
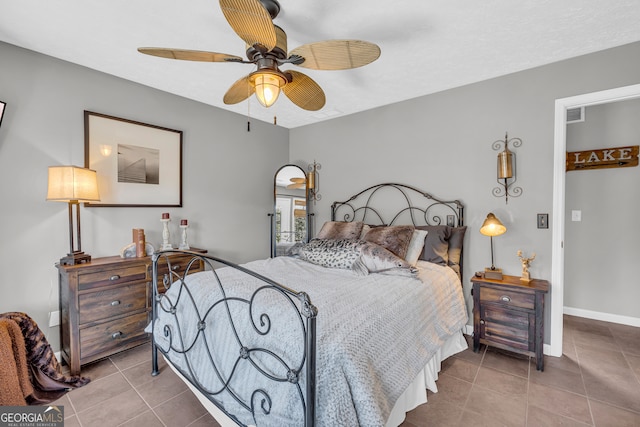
[0,100,6,128]
[84,111,183,207]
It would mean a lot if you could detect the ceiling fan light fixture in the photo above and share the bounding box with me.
[250,71,287,108]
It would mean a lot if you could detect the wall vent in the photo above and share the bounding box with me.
[566,106,585,123]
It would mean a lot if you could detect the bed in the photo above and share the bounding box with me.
[149,183,468,427]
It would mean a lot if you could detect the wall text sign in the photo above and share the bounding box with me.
[566,145,638,171]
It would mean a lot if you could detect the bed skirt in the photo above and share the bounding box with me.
[163,329,467,427]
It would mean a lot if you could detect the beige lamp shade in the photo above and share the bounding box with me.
[47,166,100,202]
[479,213,506,237]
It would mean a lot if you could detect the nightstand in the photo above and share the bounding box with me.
[57,249,207,375]
[471,274,550,371]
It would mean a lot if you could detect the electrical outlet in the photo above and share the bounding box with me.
[49,310,60,327]
[537,213,548,229]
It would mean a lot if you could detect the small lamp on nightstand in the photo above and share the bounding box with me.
[47,166,100,266]
[480,212,507,280]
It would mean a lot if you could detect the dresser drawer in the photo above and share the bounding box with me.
[480,286,534,310]
[79,282,148,324]
[154,255,204,293]
[78,265,147,291]
[80,311,149,360]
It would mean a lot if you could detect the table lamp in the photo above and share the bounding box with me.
[47,166,100,265]
[480,212,506,279]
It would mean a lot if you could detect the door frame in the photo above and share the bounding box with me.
[550,82,640,356]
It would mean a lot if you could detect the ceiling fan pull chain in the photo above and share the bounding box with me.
[247,90,251,132]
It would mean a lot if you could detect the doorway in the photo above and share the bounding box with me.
[550,83,640,357]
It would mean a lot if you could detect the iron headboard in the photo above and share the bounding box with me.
[331,183,464,227]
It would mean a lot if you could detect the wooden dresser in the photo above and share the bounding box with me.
[57,249,206,375]
[471,274,550,371]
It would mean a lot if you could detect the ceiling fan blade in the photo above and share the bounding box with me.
[138,48,243,62]
[289,40,381,70]
[223,75,255,104]
[282,70,326,111]
[219,0,277,51]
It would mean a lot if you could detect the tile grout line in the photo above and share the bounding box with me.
[111,355,169,427]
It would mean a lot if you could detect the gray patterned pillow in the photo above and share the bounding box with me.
[298,239,415,276]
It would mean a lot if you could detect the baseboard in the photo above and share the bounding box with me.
[564,306,640,327]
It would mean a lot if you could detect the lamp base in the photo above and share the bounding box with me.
[484,267,503,280]
[60,251,91,266]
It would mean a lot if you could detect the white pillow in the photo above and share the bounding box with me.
[404,229,429,266]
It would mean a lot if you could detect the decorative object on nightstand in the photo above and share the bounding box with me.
[47,166,100,266]
[472,274,549,370]
[179,219,190,250]
[480,212,506,280]
[517,250,536,282]
[160,212,173,250]
[492,132,523,203]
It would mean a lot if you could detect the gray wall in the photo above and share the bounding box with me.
[565,99,640,318]
[290,41,640,328]
[0,42,289,351]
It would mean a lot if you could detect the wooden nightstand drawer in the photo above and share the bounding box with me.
[79,282,148,324]
[480,286,534,310]
[78,265,147,290]
[80,311,149,359]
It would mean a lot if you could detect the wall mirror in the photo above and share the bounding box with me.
[271,164,309,257]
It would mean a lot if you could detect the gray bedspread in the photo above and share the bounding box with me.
[151,256,468,427]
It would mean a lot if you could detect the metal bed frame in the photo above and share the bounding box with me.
[150,183,464,427]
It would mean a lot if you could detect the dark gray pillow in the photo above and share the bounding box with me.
[447,226,467,266]
[447,226,467,277]
[416,225,452,265]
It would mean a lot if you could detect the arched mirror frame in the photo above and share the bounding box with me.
[270,164,311,257]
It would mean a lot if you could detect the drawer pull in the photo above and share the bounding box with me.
[171,265,180,271]
[110,300,121,306]
[480,319,485,325]
[111,331,122,339]
[500,295,511,302]
[109,275,121,281]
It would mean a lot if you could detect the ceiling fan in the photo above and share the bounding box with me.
[138,0,381,111]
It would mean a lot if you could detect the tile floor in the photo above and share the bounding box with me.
[54,315,640,426]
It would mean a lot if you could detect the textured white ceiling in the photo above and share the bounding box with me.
[2,0,640,128]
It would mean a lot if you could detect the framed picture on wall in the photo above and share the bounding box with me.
[84,111,183,207]
[0,100,6,128]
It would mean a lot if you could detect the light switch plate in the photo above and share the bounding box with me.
[572,210,582,221]
[537,213,548,229]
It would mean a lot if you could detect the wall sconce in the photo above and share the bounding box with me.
[307,160,321,203]
[47,166,100,265]
[480,212,507,280]
[492,132,523,203]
